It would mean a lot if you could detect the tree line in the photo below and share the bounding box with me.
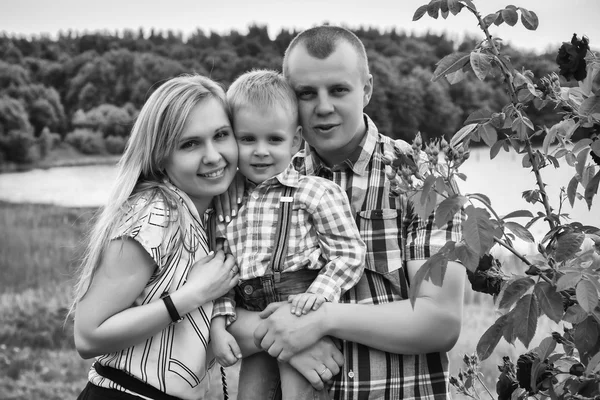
[0,25,561,165]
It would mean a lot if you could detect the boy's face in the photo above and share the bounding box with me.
[285,41,373,166]
[233,104,301,185]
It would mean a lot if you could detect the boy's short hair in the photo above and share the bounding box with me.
[283,26,370,80]
[227,69,298,122]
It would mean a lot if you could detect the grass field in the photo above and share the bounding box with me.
[0,201,559,399]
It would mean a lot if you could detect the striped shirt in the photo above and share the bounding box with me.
[212,163,366,320]
[294,115,464,400]
[88,181,215,400]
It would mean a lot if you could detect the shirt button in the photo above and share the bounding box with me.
[244,285,254,295]
[348,370,354,379]
[252,193,259,199]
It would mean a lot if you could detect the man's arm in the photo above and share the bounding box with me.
[255,259,464,361]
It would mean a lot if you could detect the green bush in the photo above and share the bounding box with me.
[105,134,126,154]
[64,128,105,154]
[38,127,62,157]
[0,129,36,163]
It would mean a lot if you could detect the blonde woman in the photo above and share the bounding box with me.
[72,74,240,400]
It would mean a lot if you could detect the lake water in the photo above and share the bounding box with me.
[0,148,598,233]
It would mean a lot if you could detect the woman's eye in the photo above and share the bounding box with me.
[181,140,197,149]
[215,130,231,140]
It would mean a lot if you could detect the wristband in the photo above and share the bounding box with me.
[161,294,184,323]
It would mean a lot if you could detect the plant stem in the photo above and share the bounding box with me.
[468,6,556,231]
[493,237,553,284]
[475,374,495,400]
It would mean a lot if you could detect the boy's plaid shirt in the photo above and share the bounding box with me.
[294,115,465,400]
[212,163,366,321]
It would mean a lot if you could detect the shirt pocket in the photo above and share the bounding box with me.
[356,209,403,275]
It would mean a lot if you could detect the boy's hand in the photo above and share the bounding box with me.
[288,293,326,316]
[211,327,242,367]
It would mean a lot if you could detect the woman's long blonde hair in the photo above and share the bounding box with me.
[69,74,229,316]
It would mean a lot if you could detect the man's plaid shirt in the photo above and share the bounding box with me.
[293,115,465,400]
[212,163,366,320]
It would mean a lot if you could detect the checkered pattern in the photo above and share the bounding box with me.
[297,115,464,400]
[212,163,366,321]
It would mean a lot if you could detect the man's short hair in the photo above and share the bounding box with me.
[227,69,298,121]
[283,26,370,80]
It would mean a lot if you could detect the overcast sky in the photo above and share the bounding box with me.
[2,0,599,54]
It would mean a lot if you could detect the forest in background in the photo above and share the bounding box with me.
[0,24,565,167]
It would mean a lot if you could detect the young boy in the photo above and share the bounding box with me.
[210,69,366,399]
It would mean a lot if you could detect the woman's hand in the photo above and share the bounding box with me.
[213,171,245,222]
[183,250,239,306]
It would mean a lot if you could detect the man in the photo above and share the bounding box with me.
[229,25,465,400]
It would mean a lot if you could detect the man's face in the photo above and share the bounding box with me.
[286,41,372,166]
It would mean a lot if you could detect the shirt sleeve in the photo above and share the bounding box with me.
[402,179,465,260]
[212,290,237,326]
[111,198,174,272]
[306,180,366,302]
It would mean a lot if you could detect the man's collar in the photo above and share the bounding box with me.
[304,114,378,176]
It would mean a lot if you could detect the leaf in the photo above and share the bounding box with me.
[432,52,471,82]
[501,8,519,26]
[556,272,582,291]
[455,241,479,272]
[470,51,493,81]
[482,12,499,28]
[490,139,504,159]
[554,232,585,262]
[463,206,495,254]
[533,336,557,361]
[585,352,600,374]
[513,294,538,347]
[421,175,437,204]
[567,176,579,207]
[533,282,564,323]
[572,138,593,154]
[579,94,600,117]
[502,210,534,220]
[576,279,599,313]
[447,0,462,15]
[435,195,468,228]
[504,221,535,242]
[445,68,468,84]
[450,123,478,147]
[499,277,535,310]
[477,313,510,361]
[408,251,449,306]
[427,0,441,18]
[479,123,497,147]
[584,170,600,210]
[467,193,492,208]
[543,126,556,155]
[576,148,589,179]
[519,8,539,30]
[572,316,600,361]
[412,5,429,21]
[464,109,492,125]
[564,304,588,324]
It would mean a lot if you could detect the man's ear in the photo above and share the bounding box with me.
[363,74,373,108]
[292,126,303,153]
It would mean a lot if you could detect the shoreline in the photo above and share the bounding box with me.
[0,155,120,174]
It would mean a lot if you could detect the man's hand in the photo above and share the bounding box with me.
[213,171,245,222]
[288,337,344,390]
[288,293,326,316]
[254,301,326,362]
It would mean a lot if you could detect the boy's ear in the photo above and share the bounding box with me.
[292,126,303,152]
[363,74,373,108]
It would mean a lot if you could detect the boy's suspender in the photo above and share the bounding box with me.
[267,186,295,282]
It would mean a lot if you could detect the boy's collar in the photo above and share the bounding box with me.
[304,114,378,176]
[245,163,300,191]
